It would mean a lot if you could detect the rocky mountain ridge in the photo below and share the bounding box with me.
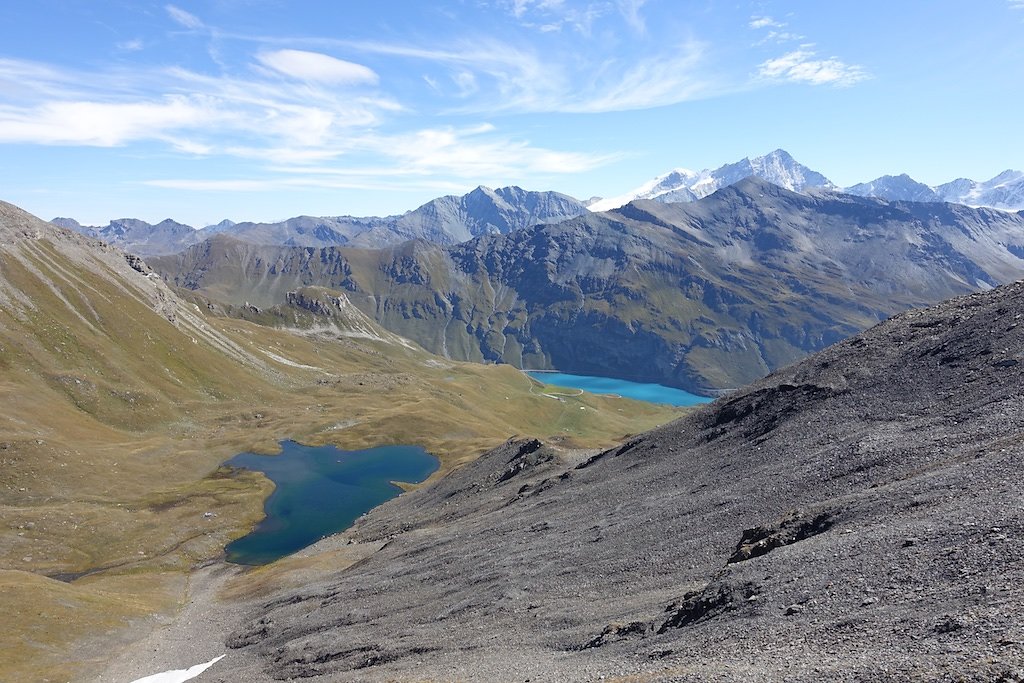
[589,150,1024,213]
[846,169,1024,210]
[54,185,588,255]
[152,178,1024,395]
[53,154,1022,256]
[588,149,835,211]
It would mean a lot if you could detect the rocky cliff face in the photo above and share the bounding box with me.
[218,278,1024,682]
[155,179,1024,394]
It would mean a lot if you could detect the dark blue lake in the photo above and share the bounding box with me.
[526,371,713,407]
[224,440,439,565]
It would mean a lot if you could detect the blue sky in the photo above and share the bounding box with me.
[1,1,1022,227]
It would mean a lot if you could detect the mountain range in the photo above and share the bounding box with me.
[846,169,1024,208]
[152,177,1024,395]
[54,186,588,256]
[591,149,1024,213]
[51,151,1023,259]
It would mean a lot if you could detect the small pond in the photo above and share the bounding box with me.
[224,440,438,565]
[526,370,713,407]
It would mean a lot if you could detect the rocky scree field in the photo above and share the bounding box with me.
[215,279,1024,682]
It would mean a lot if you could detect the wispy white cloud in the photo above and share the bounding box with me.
[0,46,615,192]
[500,0,607,35]
[617,0,648,34]
[560,41,715,113]
[0,56,389,152]
[363,124,619,177]
[142,119,618,195]
[748,15,804,44]
[749,16,783,30]
[339,36,717,114]
[0,96,222,146]
[1009,0,1024,8]
[117,39,145,52]
[758,30,804,44]
[758,48,869,87]
[509,0,565,18]
[141,176,469,194]
[165,4,204,30]
[255,49,378,85]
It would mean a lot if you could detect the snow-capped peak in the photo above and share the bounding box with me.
[587,150,834,212]
[588,167,697,212]
[851,169,1024,211]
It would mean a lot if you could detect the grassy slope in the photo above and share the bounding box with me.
[0,206,680,682]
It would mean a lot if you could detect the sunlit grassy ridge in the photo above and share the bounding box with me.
[0,201,681,682]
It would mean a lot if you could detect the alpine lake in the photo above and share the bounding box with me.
[225,440,438,565]
[526,371,713,407]
[225,373,709,565]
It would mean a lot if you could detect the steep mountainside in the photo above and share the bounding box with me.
[589,149,836,211]
[154,179,1024,394]
[216,278,1024,682]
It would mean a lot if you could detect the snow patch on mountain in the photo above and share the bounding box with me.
[590,149,1024,213]
[129,654,225,683]
[588,168,698,212]
[852,170,1024,211]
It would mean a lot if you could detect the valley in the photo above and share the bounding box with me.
[0,202,678,683]
[153,178,1024,395]
[5,151,1024,683]
[3,2,1023,681]
[103,273,1024,682]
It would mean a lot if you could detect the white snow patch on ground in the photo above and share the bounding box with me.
[259,349,321,370]
[129,654,225,683]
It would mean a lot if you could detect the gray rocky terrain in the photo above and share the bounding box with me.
[209,278,1024,681]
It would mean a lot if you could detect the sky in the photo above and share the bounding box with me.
[1,1,1022,227]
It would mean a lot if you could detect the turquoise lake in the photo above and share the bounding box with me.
[526,371,713,407]
[224,440,439,565]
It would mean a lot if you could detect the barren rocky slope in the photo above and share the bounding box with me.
[217,280,1024,682]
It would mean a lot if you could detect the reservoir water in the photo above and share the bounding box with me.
[526,371,713,407]
[224,440,439,565]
